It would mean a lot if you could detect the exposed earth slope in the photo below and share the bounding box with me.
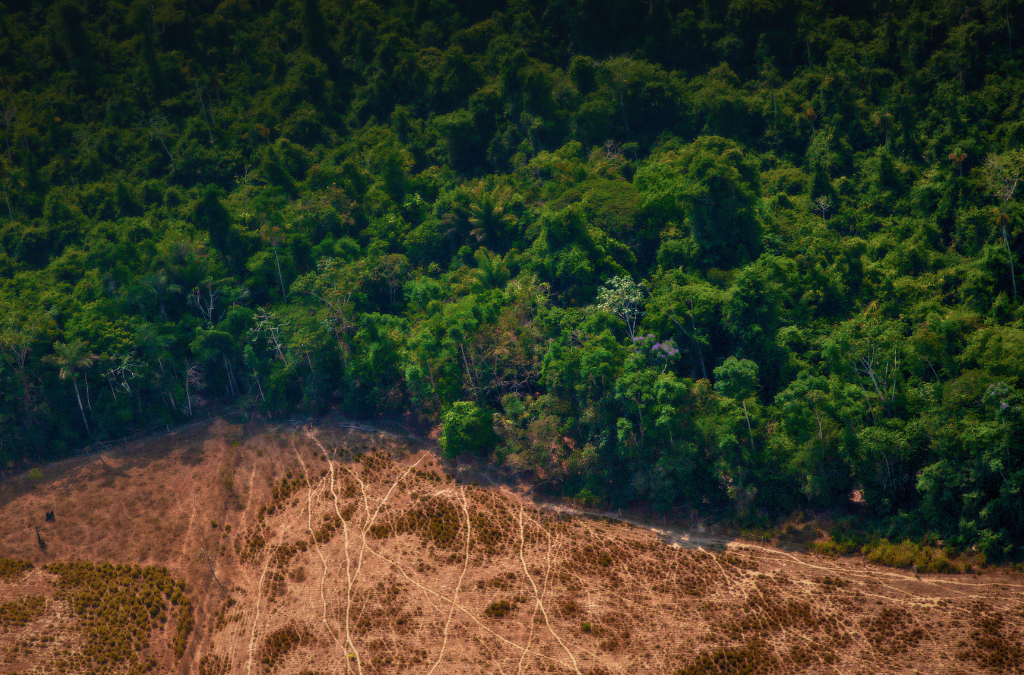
[1,420,1022,674]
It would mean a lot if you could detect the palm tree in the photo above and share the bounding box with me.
[468,186,517,245]
[472,248,510,289]
[50,340,97,436]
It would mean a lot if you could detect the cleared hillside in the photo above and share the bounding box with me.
[0,419,1022,674]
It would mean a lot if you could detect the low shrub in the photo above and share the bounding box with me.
[259,624,310,670]
[0,596,45,627]
[199,653,230,675]
[44,561,193,674]
[0,558,33,581]
[172,597,195,659]
[484,600,512,618]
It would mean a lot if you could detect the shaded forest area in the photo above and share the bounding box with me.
[0,0,1022,560]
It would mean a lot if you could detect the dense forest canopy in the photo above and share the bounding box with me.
[0,0,1023,559]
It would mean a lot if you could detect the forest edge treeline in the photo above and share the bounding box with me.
[0,0,1022,561]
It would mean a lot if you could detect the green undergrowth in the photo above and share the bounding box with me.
[809,537,996,574]
[862,539,968,573]
[716,515,1010,574]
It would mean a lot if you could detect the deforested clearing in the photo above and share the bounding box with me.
[0,419,1021,675]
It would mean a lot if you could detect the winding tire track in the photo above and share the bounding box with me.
[520,506,581,675]
[327,456,362,675]
[307,428,363,675]
[293,442,342,652]
[363,542,569,668]
[245,523,290,675]
[426,487,471,675]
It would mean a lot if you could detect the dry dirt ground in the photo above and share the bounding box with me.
[1,418,1023,675]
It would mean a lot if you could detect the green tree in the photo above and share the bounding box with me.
[0,302,55,431]
[472,248,510,289]
[723,255,794,392]
[635,136,762,268]
[439,401,497,459]
[292,259,366,365]
[194,187,244,272]
[525,203,633,304]
[302,0,335,74]
[714,356,759,455]
[646,274,727,380]
[823,315,908,420]
[596,275,644,343]
[48,1,97,90]
[773,372,856,506]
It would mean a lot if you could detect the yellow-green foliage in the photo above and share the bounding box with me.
[862,539,959,573]
[809,539,859,557]
[0,595,45,628]
[0,557,33,581]
[45,561,190,674]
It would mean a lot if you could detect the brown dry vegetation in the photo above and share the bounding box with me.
[1,418,1023,674]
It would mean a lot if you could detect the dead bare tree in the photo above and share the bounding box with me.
[183,361,204,417]
[189,278,226,329]
[105,353,138,400]
[252,310,288,365]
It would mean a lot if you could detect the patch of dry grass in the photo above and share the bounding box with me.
[0,418,1022,674]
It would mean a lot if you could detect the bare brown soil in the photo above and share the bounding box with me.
[1,418,1023,675]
